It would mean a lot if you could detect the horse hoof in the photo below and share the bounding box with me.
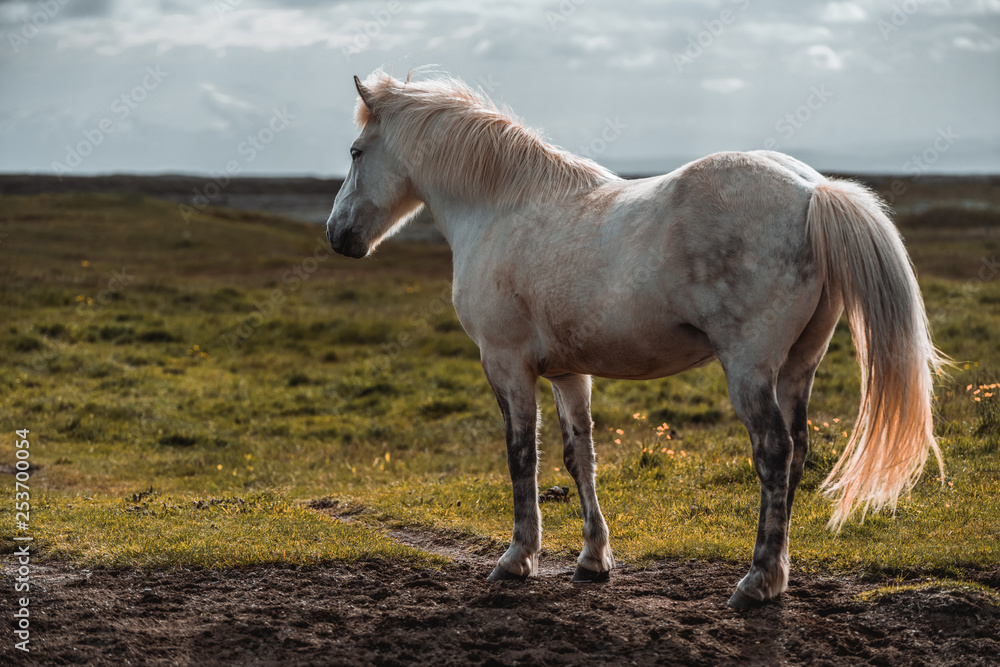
[571,565,610,583]
[727,588,764,610]
[487,564,528,582]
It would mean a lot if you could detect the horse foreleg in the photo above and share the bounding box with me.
[484,360,541,581]
[550,374,613,582]
[727,375,795,609]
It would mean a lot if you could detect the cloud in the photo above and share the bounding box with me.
[198,82,260,132]
[200,83,255,110]
[819,2,867,23]
[571,34,614,53]
[738,21,834,45]
[610,50,660,70]
[701,78,748,94]
[804,44,845,70]
[953,34,1000,52]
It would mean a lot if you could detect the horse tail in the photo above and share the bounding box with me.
[806,178,945,530]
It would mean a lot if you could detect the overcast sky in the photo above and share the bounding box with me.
[0,0,997,178]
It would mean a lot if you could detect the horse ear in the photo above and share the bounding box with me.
[354,75,375,111]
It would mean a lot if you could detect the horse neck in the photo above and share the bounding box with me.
[417,187,503,251]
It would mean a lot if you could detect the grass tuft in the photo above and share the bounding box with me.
[857,579,1000,607]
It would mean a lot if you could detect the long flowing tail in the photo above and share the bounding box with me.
[807,178,945,529]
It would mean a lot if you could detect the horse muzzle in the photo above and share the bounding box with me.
[329,227,368,259]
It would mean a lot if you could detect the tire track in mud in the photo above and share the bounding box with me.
[310,502,580,578]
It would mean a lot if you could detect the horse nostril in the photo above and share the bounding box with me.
[330,228,363,257]
[331,228,349,254]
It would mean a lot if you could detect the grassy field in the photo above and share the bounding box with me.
[0,192,998,582]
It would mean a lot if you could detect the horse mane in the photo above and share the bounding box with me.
[354,68,619,210]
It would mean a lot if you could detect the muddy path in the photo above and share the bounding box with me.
[2,527,998,666]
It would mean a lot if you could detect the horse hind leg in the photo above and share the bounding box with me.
[725,292,842,609]
[742,351,821,607]
[777,290,842,538]
[724,366,795,609]
[550,373,614,582]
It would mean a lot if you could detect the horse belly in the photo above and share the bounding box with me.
[541,318,715,380]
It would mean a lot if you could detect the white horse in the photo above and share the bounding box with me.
[326,69,943,608]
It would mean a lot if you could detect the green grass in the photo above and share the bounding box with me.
[0,192,998,582]
[25,490,440,569]
[857,578,1000,606]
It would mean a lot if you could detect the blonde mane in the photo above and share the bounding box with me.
[355,69,619,210]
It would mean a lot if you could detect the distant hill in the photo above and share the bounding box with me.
[2,172,997,243]
[0,173,344,197]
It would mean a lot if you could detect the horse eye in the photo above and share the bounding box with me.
[350,147,362,161]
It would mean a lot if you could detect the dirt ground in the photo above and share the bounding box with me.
[3,529,998,667]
